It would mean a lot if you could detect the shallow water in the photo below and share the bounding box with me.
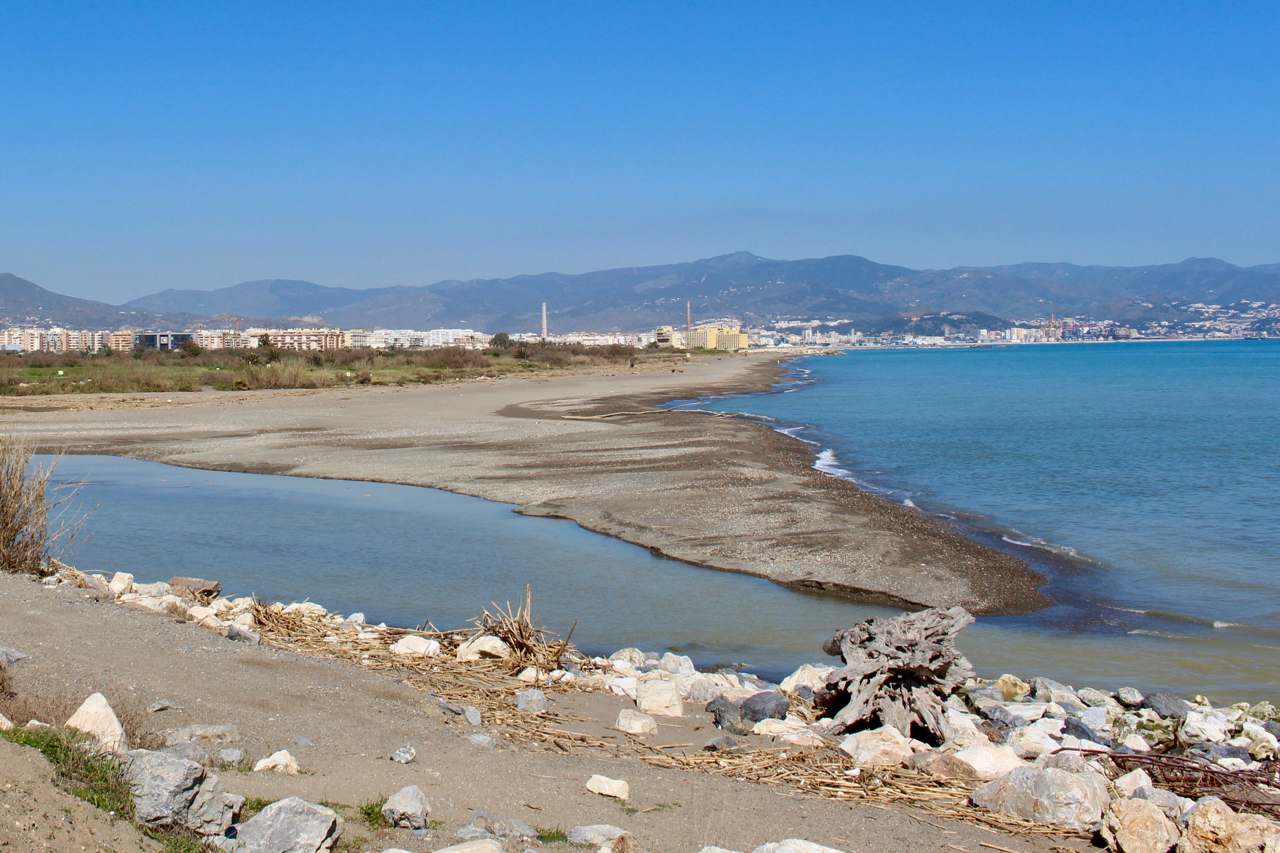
[693,340,1280,701]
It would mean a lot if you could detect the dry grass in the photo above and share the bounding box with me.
[0,435,87,577]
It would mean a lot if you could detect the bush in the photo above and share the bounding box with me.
[0,436,86,577]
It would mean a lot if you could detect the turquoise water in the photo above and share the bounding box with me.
[694,340,1280,700]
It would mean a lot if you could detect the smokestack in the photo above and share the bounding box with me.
[541,302,547,340]
[686,300,692,354]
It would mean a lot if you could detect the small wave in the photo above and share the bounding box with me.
[903,498,917,508]
[999,533,1091,562]
[1213,621,1241,629]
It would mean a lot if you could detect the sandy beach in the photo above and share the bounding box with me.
[2,353,1043,615]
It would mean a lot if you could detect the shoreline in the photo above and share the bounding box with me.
[8,354,1047,616]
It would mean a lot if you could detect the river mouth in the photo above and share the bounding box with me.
[47,452,1279,704]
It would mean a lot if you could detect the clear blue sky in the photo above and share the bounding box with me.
[2,1,1278,302]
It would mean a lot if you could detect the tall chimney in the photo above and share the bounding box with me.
[686,300,692,353]
[541,302,547,340]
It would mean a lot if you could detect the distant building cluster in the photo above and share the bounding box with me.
[0,326,487,353]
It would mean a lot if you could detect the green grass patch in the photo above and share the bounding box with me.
[142,825,207,853]
[537,826,569,842]
[240,796,272,821]
[1,726,134,817]
[357,796,389,830]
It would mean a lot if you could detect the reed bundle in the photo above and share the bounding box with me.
[1110,752,1280,820]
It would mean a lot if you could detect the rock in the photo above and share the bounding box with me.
[187,774,244,836]
[432,843,503,853]
[148,700,181,713]
[996,674,1032,701]
[1080,705,1109,731]
[169,724,241,746]
[1134,786,1195,823]
[516,689,547,714]
[225,797,343,853]
[108,572,135,594]
[752,717,825,746]
[703,735,741,752]
[609,648,648,669]
[381,785,429,829]
[568,825,631,845]
[0,646,28,666]
[740,692,790,723]
[1180,711,1230,745]
[1119,687,1146,708]
[517,666,548,683]
[1033,677,1079,706]
[1005,726,1059,758]
[169,577,222,598]
[253,750,299,774]
[706,696,752,734]
[66,692,128,752]
[1064,716,1112,746]
[1145,692,1193,720]
[750,842,848,853]
[124,749,204,828]
[910,752,983,780]
[133,581,172,597]
[188,605,218,622]
[0,712,12,731]
[972,766,1111,832]
[1102,798,1181,853]
[218,748,245,765]
[390,636,441,657]
[658,652,696,677]
[390,744,416,764]
[455,810,536,841]
[1122,733,1154,753]
[465,732,497,748]
[837,726,913,767]
[636,675,684,717]
[1176,796,1280,852]
[455,635,512,661]
[587,775,630,800]
[162,740,211,766]
[951,745,1026,780]
[683,677,722,704]
[344,612,365,624]
[615,709,657,736]
[983,704,1032,729]
[697,848,745,853]
[1115,768,1155,798]
[1077,687,1113,707]
[780,664,835,694]
[292,736,315,747]
[1037,750,1094,773]
[462,705,483,727]
[227,625,261,644]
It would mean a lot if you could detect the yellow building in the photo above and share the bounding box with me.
[689,324,749,351]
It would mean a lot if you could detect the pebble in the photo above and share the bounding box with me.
[390,743,416,764]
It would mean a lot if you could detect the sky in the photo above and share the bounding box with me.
[2,1,1278,303]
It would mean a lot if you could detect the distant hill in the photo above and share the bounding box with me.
[7,252,1280,333]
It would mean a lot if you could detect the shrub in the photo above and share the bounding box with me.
[0,436,86,577]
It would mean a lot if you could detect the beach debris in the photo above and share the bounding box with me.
[0,645,28,666]
[813,606,975,741]
[586,774,630,800]
[616,709,657,735]
[455,809,537,841]
[837,725,913,767]
[253,749,299,774]
[390,743,416,764]
[381,785,429,829]
[220,797,343,853]
[515,687,547,713]
[636,674,684,717]
[65,692,128,753]
[970,766,1111,831]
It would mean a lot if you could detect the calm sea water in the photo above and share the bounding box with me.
[39,341,1280,702]
[696,340,1280,701]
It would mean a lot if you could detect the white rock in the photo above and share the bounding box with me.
[187,605,217,622]
[381,784,429,829]
[606,676,639,700]
[157,595,190,619]
[1033,716,1066,737]
[1113,768,1153,798]
[1179,710,1229,744]
[697,848,745,853]
[390,635,441,657]
[65,692,128,753]
[779,664,835,694]
[751,842,848,853]
[586,774,630,800]
[455,635,512,661]
[232,612,256,628]
[615,709,657,736]
[281,602,328,617]
[1059,734,1110,753]
[1120,733,1153,753]
[345,612,365,624]
[0,712,12,731]
[108,572,135,595]
[252,749,299,774]
[432,843,503,853]
[1005,726,1059,758]
[517,666,548,683]
[755,717,826,747]
[837,726,913,767]
[1101,797,1181,853]
[951,745,1026,780]
[971,766,1111,832]
[636,675,683,717]
[567,825,631,845]
[658,652,696,677]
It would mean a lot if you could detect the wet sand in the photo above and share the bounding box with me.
[4,354,1046,615]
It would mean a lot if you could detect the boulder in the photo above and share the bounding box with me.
[1145,692,1193,720]
[684,677,723,704]
[1122,733,1154,753]
[996,674,1032,701]
[752,717,825,747]
[1133,786,1195,823]
[516,689,547,714]
[253,750,299,775]
[455,635,512,661]
[162,740,211,766]
[740,692,790,723]
[186,775,244,836]
[1102,798,1181,853]
[1119,687,1146,707]
[1005,725,1059,758]
[381,785,429,829]
[1180,711,1230,745]
[971,766,1111,832]
[133,582,172,597]
[586,774,630,800]
[66,692,128,753]
[1033,677,1079,706]
[780,664,835,694]
[227,625,261,644]
[909,752,982,780]
[1036,750,1094,773]
[1176,797,1280,853]
[188,605,218,622]
[1114,768,1155,799]
[837,726,913,767]
[455,810,537,841]
[608,648,648,669]
[124,749,204,828]
[658,652,696,677]
[951,745,1026,780]
[390,635,441,657]
[636,676,683,717]
[706,696,752,734]
[224,797,343,853]
[157,595,192,619]
[169,724,241,746]
[1064,715,1112,746]
[108,572,135,595]
[615,709,657,736]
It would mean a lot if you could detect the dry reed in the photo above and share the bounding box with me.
[0,435,88,576]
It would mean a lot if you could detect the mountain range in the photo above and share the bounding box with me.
[3,252,1279,333]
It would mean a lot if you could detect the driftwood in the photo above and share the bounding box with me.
[813,606,975,741]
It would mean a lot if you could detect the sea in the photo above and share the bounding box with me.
[41,339,1280,703]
